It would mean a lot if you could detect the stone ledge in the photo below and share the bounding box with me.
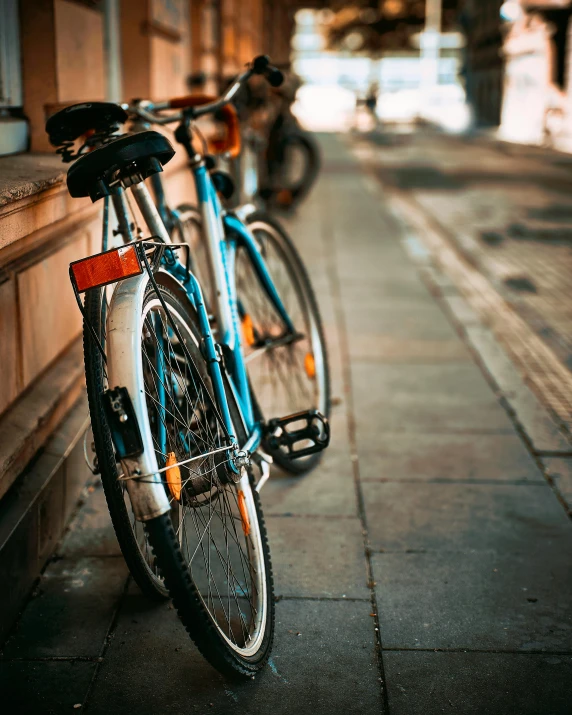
[0,154,64,209]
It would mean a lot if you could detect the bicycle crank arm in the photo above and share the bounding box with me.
[265,410,330,460]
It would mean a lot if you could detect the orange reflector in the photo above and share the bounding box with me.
[166,452,182,502]
[276,189,293,206]
[242,314,255,347]
[70,244,142,293]
[238,490,250,537]
[304,352,316,379]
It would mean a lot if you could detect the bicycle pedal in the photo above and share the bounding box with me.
[103,387,144,459]
[265,410,330,460]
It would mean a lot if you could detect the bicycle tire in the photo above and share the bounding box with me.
[127,284,275,677]
[84,287,169,600]
[264,126,320,210]
[238,211,331,474]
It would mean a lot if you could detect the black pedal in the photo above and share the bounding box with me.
[265,410,330,460]
[103,387,144,459]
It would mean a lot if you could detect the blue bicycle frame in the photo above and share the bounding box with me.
[155,160,295,467]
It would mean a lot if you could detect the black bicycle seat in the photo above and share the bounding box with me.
[46,102,128,146]
[67,130,175,201]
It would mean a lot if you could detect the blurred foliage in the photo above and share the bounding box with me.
[324,0,461,53]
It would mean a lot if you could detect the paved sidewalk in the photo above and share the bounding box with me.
[356,129,572,441]
[1,134,571,714]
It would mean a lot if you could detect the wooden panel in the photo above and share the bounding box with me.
[0,340,84,501]
[150,0,186,33]
[0,279,20,415]
[18,235,88,388]
[150,36,189,100]
[149,0,191,102]
[121,0,151,103]
[0,186,95,255]
[54,0,106,103]
[20,0,58,152]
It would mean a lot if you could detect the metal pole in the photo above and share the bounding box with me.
[103,0,123,102]
[420,0,442,114]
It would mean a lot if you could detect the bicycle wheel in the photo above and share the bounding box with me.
[265,131,320,210]
[130,284,275,677]
[237,211,330,474]
[84,287,168,600]
[171,203,213,307]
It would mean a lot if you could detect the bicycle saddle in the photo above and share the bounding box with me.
[67,130,175,201]
[46,102,128,146]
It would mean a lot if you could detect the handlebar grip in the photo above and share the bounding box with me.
[168,93,216,110]
[266,67,284,88]
[252,55,270,74]
[251,55,283,87]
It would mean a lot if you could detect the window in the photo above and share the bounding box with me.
[0,0,27,155]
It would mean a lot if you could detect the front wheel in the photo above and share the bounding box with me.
[238,211,331,474]
[125,283,275,677]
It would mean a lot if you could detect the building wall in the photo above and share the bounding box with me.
[461,0,572,147]
[499,4,572,149]
[0,0,281,637]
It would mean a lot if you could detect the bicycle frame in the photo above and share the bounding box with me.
[106,160,295,520]
[147,156,296,423]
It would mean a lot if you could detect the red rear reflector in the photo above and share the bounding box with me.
[70,245,142,292]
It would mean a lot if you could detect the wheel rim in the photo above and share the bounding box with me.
[237,221,327,422]
[140,295,267,655]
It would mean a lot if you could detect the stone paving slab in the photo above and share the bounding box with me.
[334,247,414,282]
[266,515,369,599]
[359,433,543,483]
[2,556,127,658]
[86,593,382,715]
[0,660,96,715]
[347,303,460,337]
[383,651,572,715]
[263,457,357,518]
[352,362,515,435]
[340,273,435,301]
[363,482,570,553]
[372,551,572,651]
[60,482,121,558]
[542,458,572,513]
[346,304,472,363]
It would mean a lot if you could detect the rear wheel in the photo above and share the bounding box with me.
[133,285,275,677]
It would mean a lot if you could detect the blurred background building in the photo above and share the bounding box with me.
[2,0,572,640]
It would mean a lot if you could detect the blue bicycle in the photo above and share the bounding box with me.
[46,56,330,677]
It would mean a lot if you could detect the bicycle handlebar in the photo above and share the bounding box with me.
[126,56,283,125]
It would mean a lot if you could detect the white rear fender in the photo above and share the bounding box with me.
[106,272,171,521]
